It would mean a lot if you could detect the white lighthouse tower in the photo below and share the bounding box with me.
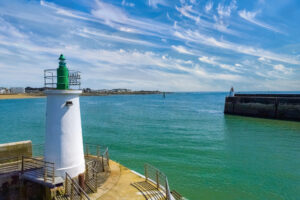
[44,54,85,178]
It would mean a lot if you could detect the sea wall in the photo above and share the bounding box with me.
[224,94,300,121]
[0,140,32,163]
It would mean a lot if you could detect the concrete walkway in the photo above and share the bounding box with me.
[90,160,148,200]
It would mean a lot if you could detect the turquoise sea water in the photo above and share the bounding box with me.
[1,93,300,200]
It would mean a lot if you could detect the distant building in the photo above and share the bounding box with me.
[10,87,25,94]
[25,87,44,93]
[111,88,131,93]
[83,88,92,93]
[0,87,7,94]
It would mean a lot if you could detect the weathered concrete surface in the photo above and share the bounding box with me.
[0,141,32,163]
[91,160,147,200]
[224,95,300,121]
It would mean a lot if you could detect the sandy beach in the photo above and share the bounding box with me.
[0,94,45,100]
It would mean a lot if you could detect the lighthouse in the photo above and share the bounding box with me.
[44,54,85,178]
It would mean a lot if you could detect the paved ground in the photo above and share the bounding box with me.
[89,160,148,200]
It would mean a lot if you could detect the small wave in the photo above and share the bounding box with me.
[197,109,222,114]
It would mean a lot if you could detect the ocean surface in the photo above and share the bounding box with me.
[1,92,300,200]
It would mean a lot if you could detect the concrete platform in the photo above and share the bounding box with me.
[90,160,162,200]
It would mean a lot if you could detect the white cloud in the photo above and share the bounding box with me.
[176,5,200,23]
[273,64,292,75]
[40,0,92,22]
[176,4,238,35]
[198,56,240,72]
[174,29,300,65]
[205,1,213,13]
[172,45,194,55]
[77,28,161,47]
[122,0,135,7]
[148,0,168,8]
[217,0,237,18]
[198,56,216,65]
[238,10,283,34]
[190,0,196,4]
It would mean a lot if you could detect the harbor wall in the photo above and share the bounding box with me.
[224,94,300,121]
[0,141,32,163]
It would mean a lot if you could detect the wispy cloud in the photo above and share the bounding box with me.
[238,10,283,34]
[122,0,135,7]
[76,28,161,47]
[174,29,299,64]
[148,0,168,8]
[205,1,213,13]
[198,56,241,72]
[217,0,237,18]
[172,45,194,55]
[273,64,292,75]
[176,4,239,36]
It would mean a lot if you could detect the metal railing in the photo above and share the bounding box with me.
[144,163,172,200]
[84,143,102,158]
[65,172,90,200]
[85,160,98,193]
[0,156,21,175]
[84,144,110,172]
[102,147,110,171]
[21,156,55,184]
[171,190,184,200]
[44,69,81,89]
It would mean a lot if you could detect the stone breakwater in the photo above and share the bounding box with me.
[224,94,300,121]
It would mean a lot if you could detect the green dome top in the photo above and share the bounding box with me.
[59,54,66,61]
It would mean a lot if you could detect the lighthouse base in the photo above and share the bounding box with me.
[55,161,85,178]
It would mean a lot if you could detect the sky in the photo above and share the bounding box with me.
[0,0,300,91]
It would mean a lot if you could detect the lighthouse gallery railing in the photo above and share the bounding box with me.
[44,69,81,89]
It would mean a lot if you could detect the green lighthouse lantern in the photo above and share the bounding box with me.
[57,54,69,90]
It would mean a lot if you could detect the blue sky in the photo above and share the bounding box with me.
[0,0,299,91]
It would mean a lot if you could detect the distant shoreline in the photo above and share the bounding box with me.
[0,94,45,100]
[81,91,165,96]
[0,91,166,100]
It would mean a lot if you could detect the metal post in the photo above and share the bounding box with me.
[21,156,24,174]
[156,171,159,189]
[52,164,55,183]
[106,150,110,166]
[97,145,100,158]
[85,144,89,156]
[85,163,89,181]
[95,169,98,188]
[102,155,105,172]
[144,164,148,182]
[44,166,47,182]
[166,180,170,200]
[70,182,74,200]
[65,175,68,194]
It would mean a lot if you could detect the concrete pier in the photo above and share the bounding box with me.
[224,94,300,121]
